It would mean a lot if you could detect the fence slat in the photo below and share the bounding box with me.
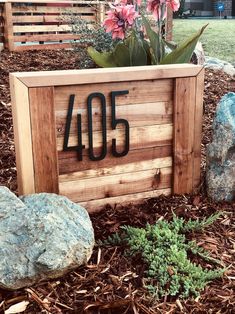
[3,2,14,50]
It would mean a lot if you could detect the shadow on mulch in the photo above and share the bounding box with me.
[0,49,235,313]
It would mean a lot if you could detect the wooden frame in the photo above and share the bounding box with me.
[10,64,204,212]
[1,0,106,51]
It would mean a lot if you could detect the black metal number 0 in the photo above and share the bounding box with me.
[87,93,107,161]
[111,90,130,157]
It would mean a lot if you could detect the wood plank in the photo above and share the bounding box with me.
[10,0,99,3]
[14,42,73,51]
[60,156,172,181]
[29,87,59,193]
[14,65,203,88]
[12,6,96,14]
[58,145,173,174]
[9,75,35,194]
[173,77,196,194]
[56,123,173,151]
[54,79,173,111]
[59,167,172,202]
[13,24,72,33]
[81,188,171,213]
[14,33,81,42]
[193,68,204,189]
[55,101,173,137]
[12,15,95,24]
[3,2,15,51]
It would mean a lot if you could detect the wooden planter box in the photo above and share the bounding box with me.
[10,64,204,212]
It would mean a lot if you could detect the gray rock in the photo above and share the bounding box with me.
[0,187,94,290]
[206,93,235,202]
[204,57,235,79]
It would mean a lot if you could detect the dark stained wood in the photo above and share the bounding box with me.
[29,87,59,193]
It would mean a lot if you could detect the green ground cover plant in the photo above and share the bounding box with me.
[101,213,224,299]
[173,19,235,63]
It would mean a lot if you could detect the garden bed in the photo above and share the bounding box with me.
[0,49,234,313]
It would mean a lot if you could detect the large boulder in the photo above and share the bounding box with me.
[206,93,235,201]
[0,187,94,290]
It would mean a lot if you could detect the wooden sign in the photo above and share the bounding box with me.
[10,65,204,212]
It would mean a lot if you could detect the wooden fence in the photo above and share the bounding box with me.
[0,0,173,52]
[10,65,204,212]
[0,0,106,51]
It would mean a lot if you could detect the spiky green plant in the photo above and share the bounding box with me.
[101,212,224,299]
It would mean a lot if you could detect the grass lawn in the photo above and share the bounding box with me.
[172,19,235,63]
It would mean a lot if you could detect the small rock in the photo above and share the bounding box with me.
[223,64,235,79]
[206,93,235,202]
[0,187,94,290]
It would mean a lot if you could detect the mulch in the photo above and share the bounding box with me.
[0,49,234,313]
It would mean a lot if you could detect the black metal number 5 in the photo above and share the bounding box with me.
[111,90,130,157]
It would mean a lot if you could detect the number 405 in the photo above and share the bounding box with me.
[63,90,130,161]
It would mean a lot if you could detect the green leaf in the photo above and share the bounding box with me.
[113,42,131,67]
[128,33,147,66]
[141,14,161,64]
[163,39,178,51]
[87,46,117,68]
[160,24,208,65]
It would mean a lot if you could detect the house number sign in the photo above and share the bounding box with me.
[63,90,130,161]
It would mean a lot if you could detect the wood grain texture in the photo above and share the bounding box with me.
[81,188,172,213]
[60,157,172,181]
[59,167,172,202]
[29,87,59,193]
[14,43,73,51]
[56,123,173,151]
[15,65,203,88]
[58,145,173,174]
[193,68,205,189]
[173,77,196,194]
[56,101,173,136]
[14,33,81,43]
[9,75,35,194]
[3,2,14,51]
[54,80,173,111]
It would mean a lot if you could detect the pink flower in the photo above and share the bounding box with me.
[103,5,139,40]
[166,0,180,11]
[147,0,180,20]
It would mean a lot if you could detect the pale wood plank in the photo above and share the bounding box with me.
[173,77,196,194]
[12,6,96,14]
[56,101,173,136]
[59,167,172,202]
[81,188,172,213]
[193,68,205,189]
[54,80,173,111]
[56,123,173,151]
[13,65,203,88]
[9,75,35,194]
[14,42,73,51]
[58,145,173,174]
[60,157,172,181]
[29,87,59,193]
[14,33,80,42]
[13,24,72,33]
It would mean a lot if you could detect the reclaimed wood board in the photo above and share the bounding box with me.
[10,64,204,212]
